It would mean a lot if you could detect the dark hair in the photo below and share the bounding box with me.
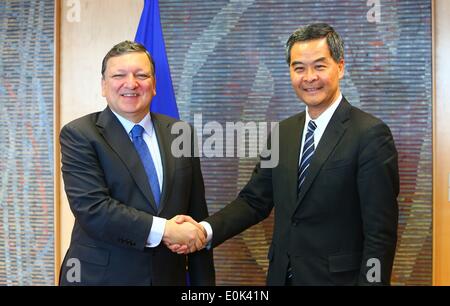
[285,23,344,65]
[101,40,155,77]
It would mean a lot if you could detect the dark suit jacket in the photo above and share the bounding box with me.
[59,107,215,286]
[206,97,399,285]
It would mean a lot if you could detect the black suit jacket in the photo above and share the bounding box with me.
[59,107,215,285]
[206,97,399,285]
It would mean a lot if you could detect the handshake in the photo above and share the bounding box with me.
[162,215,208,254]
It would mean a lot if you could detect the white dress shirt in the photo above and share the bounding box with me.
[299,93,342,163]
[112,111,166,247]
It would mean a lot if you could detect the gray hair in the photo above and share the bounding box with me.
[285,23,344,65]
[101,40,155,78]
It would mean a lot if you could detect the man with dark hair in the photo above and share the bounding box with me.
[174,23,399,285]
[59,40,215,285]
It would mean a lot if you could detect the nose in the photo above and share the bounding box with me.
[124,74,138,89]
[304,67,318,82]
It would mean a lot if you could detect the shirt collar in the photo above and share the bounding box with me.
[305,93,342,129]
[111,111,154,138]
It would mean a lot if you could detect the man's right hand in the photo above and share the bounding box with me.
[162,215,206,254]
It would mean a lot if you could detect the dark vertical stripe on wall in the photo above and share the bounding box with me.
[0,0,54,285]
[159,0,432,285]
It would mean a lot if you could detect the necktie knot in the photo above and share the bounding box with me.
[131,125,145,138]
[307,120,317,133]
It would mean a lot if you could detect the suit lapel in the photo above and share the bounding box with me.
[284,113,305,216]
[296,98,351,208]
[96,107,158,213]
[151,113,175,214]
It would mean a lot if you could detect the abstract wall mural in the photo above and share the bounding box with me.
[0,0,55,285]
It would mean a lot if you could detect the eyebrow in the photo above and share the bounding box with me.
[110,69,151,75]
[291,57,327,66]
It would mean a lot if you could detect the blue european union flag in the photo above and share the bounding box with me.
[135,0,179,119]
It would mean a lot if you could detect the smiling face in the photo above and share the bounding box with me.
[101,52,156,123]
[289,38,344,119]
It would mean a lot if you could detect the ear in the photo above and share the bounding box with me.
[151,76,156,96]
[338,59,345,80]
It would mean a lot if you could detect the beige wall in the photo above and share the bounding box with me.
[55,0,143,281]
[433,0,450,285]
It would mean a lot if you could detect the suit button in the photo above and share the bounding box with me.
[292,219,299,227]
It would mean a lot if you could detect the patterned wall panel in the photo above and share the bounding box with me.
[0,0,54,285]
[159,0,432,285]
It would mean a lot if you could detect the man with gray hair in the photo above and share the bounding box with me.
[59,40,215,285]
[173,23,399,285]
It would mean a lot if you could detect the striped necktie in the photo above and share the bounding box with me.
[298,120,317,193]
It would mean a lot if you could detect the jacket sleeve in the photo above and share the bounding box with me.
[357,122,399,285]
[205,127,277,248]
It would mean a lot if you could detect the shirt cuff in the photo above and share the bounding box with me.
[200,221,213,248]
[146,216,167,248]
